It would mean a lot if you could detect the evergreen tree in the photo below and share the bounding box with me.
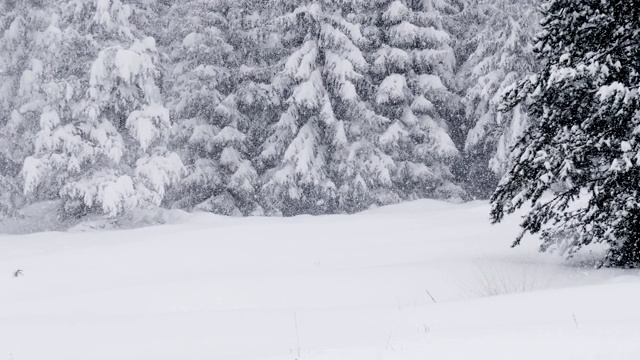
[366,0,464,201]
[257,1,386,215]
[22,0,184,218]
[164,0,260,216]
[458,0,539,198]
[227,0,288,216]
[326,2,400,213]
[0,0,61,216]
[491,0,640,267]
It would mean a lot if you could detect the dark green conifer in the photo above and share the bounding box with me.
[492,0,640,267]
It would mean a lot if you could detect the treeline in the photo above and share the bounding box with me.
[0,0,538,218]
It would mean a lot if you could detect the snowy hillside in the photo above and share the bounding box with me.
[1,200,639,360]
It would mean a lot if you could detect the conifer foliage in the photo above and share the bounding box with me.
[368,0,463,201]
[0,0,556,222]
[491,0,640,267]
[0,0,65,216]
[21,0,184,218]
[258,1,380,215]
[164,0,260,216]
[458,0,539,197]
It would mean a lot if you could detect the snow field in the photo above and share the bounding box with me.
[0,200,639,359]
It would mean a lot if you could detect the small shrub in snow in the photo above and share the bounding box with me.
[459,259,552,298]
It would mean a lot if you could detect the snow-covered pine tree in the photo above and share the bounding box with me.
[226,0,293,216]
[257,0,391,215]
[322,2,408,213]
[0,0,62,216]
[257,0,367,215]
[22,0,184,218]
[458,0,539,198]
[320,2,400,213]
[164,0,260,216]
[491,0,640,267]
[258,2,338,215]
[367,0,464,201]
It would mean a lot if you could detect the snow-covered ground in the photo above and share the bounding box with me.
[0,200,639,360]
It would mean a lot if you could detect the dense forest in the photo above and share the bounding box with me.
[0,0,539,218]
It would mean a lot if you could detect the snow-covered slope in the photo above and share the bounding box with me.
[0,200,638,359]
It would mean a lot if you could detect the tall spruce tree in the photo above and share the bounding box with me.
[0,0,61,216]
[258,0,385,215]
[22,0,184,218]
[458,0,539,198]
[491,0,640,267]
[366,0,464,201]
[164,0,261,216]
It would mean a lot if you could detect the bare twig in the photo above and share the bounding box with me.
[293,312,301,358]
[384,331,391,350]
[425,289,437,304]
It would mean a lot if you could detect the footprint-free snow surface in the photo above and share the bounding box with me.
[1,200,639,359]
